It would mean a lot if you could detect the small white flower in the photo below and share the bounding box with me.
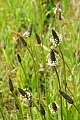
[53,7,61,15]
[48,102,59,115]
[50,33,62,47]
[53,2,63,20]
[47,53,58,67]
[23,31,30,38]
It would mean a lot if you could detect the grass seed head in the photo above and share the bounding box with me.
[19,36,27,46]
[47,49,58,67]
[36,34,41,44]
[52,29,59,44]
[17,54,21,63]
[50,49,56,62]
[40,104,45,116]
[59,90,74,104]
[18,88,28,98]
[48,101,59,115]
[50,30,62,47]
[8,78,14,92]
[27,23,33,37]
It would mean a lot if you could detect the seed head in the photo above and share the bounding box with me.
[52,29,59,44]
[48,101,59,115]
[18,88,28,98]
[50,49,56,62]
[59,90,74,104]
[53,2,62,20]
[22,23,32,38]
[27,23,33,37]
[17,54,21,63]
[50,29,62,46]
[19,36,27,46]
[47,49,58,67]
[36,34,41,44]
[8,78,14,92]
[40,104,45,116]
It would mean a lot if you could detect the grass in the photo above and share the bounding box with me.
[0,0,80,120]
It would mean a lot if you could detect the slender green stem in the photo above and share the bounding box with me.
[3,49,12,68]
[56,112,58,120]
[59,54,74,82]
[44,115,46,120]
[73,103,80,114]
[54,67,61,90]
[27,46,37,77]
[12,92,24,120]
[58,46,68,119]
[0,106,5,120]
[67,86,77,103]
[20,62,29,89]
[30,108,33,120]
[20,62,27,80]
[54,67,63,120]
[40,43,48,102]
[59,50,77,103]
[58,46,67,91]
[27,46,38,94]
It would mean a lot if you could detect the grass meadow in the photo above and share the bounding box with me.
[0,0,80,120]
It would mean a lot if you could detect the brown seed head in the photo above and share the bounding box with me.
[17,54,21,63]
[36,34,41,44]
[27,23,33,37]
[59,90,74,104]
[19,36,27,46]
[8,78,14,92]
[18,88,28,98]
[50,49,56,62]
[40,104,45,116]
[52,29,59,44]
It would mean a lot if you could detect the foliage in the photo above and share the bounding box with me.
[0,0,80,120]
